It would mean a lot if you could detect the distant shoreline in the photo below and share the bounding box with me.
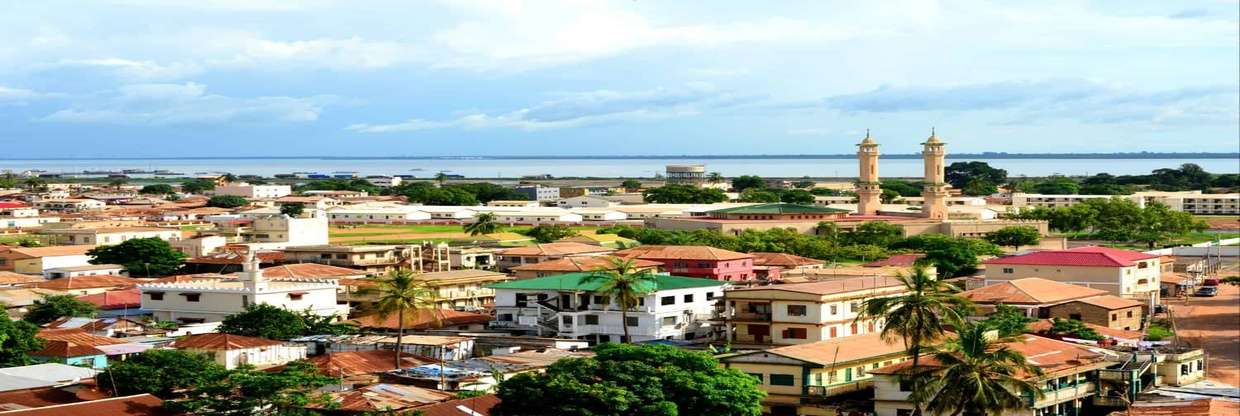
[2,152,1237,161]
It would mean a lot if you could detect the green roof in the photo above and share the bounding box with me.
[487,272,724,292]
[710,203,850,215]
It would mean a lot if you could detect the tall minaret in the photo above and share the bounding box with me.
[239,249,267,293]
[921,128,949,220]
[855,129,882,215]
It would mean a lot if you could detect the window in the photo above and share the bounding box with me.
[183,293,201,302]
[593,295,609,305]
[769,374,795,386]
[1069,313,1082,321]
[829,305,838,315]
[637,298,645,306]
[1111,313,1117,322]
[1197,360,1203,371]
[683,294,694,303]
[1126,311,1133,318]
[829,327,838,338]
[1138,262,1148,269]
[662,316,677,326]
[898,380,914,392]
[661,296,675,306]
[585,315,599,325]
[1002,267,1014,274]
[782,327,807,339]
[499,314,513,321]
[849,302,858,313]
[625,316,639,327]
[147,292,164,301]
[786,304,807,316]
[748,373,763,383]
[562,315,573,325]
[706,292,715,300]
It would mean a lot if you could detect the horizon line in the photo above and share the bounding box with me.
[1,151,1238,161]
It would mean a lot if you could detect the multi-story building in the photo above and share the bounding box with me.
[32,199,105,212]
[513,185,560,202]
[489,272,725,343]
[983,246,1161,308]
[510,255,662,278]
[1012,191,1239,215]
[365,176,402,188]
[416,269,511,310]
[325,205,432,223]
[720,276,908,345]
[137,253,345,324]
[214,183,292,199]
[43,226,182,246]
[706,203,850,221]
[718,332,910,415]
[665,164,706,186]
[211,208,329,248]
[495,242,614,271]
[872,335,1115,416]
[0,245,95,274]
[615,245,760,282]
[282,245,411,274]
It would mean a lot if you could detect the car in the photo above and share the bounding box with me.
[1195,286,1219,297]
[1153,304,1167,314]
[1202,278,1220,286]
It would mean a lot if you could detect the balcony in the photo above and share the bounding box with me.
[728,312,772,322]
[311,258,400,267]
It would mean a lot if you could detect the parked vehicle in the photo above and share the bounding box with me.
[1194,286,1219,297]
[1202,278,1219,286]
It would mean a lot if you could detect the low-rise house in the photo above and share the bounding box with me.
[567,208,627,221]
[0,288,66,318]
[510,255,661,278]
[1045,295,1145,332]
[170,235,228,258]
[391,348,590,391]
[137,253,346,324]
[495,242,614,271]
[44,317,148,337]
[298,349,436,384]
[0,245,95,274]
[959,277,1109,316]
[324,334,475,361]
[556,196,617,208]
[43,264,125,280]
[29,340,109,369]
[365,176,402,188]
[171,333,306,369]
[326,205,431,223]
[750,252,824,280]
[0,394,171,416]
[0,363,98,394]
[718,332,910,415]
[303,190,369,199]
[489,272,724,343]
[214,183,292,199]
[983,246,1162,307]
[23,275,137,296]
[486,200,539,208]
[281,245,410,274]
[350,309,493,332]
[311,383,452,414]
[449,247,500,270]
[615,245,761,282]
[37,328,150,363]
[76,288,145,318]
[720,276,908,345]
[43,227,182,246]
[871,335,1116,416]
[274,196,340,210]
[32,199,105,213]
[0,271,44,287]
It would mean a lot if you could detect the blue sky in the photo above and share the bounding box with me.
[0,0,1236,157]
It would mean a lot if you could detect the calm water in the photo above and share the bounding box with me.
[1,158,1236,179]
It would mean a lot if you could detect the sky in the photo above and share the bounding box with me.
[0,0,1237,157]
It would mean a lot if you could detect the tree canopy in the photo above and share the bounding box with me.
[139,184,176,195]
[99,349,224,397]
[894,234,1003,277]
[180,179,217,194]
[620,179,642,191]
[730,175,765,192]
[172,361,334,415]
[279,203,304,217]
[0,317,43,367]
[88,237,187,276]
[521,224,579,243]
[24,294,98,325]
[493,343,764,416]
[218,304,352,340]
[642,185,727,204]
[206,195,249,208]
[984,226,1042,251]
[946,161,1007,195]
[978,304,1035,337]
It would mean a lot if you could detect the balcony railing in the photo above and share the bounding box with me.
[729,312,772,321]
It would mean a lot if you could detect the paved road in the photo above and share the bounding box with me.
[1168,282,1240,386]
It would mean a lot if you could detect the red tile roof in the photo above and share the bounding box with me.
[0,202,28,209]
[498,242,615,257]
[615,245,751,261]
[301,350,437,377]
[170,333,284,351]
[862,253,926,267]
[0,386,86,410]
[509,255,662,273]
[23,275,137,291]
[0,272,43,285]
[2,245,95,259]
[75,288,141,310]
[37,329,127,347]
[959,278,1108,305]
[187,250,284,265]
[749,252,825,268]
[984,246,1158,267]
[31,340,106,358]
[349,309,492,331]
[1028,319,1145,340]
[0,394,171,416]
[873,335,1108,378]
[313,383,452,412]
[416,394,500,416]
[258,263,364,280]
[1071,295,1143,310]
[1117,398,1240,416]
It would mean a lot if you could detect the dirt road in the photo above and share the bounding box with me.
[1168,282,1240,386]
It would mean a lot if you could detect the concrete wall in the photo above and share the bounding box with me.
[1046,302,1143,331]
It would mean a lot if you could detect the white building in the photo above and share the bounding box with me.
[33,199,105,212]
[137,252,346,324]
[171,333,307,370]
[490,272,725,343]
[486,200,540,208]
[567,208,628,221]
[44,227,182,246]
[171,235,229,258]
[219,208,330,247]
[1012,191,1239,215]
[44,264,126,279]
[214,183,292,199]
[365,176,402,188]
[326,205,432,223]
[556,196,618,209]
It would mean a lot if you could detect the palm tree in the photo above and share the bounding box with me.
[707,172,723,184]
[464,212,499,236]
[582,258,658,343]
[370,269,439,368]
[918,324,1043,416]
[221,173,238,184]
[854,267,971,416]
[435,172,449,186]
[22,177,45,191]
[108,178,127,190]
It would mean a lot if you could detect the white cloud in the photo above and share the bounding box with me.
[348,84,761,133]
[40,82,330,125]
[0,85,61,105]
[57,58,204,81]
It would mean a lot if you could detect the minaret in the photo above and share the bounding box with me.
[239,250,267,293]
[921,128,949,220]
[855,129,882,215]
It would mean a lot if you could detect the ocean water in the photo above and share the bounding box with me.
[0,157,1236,179]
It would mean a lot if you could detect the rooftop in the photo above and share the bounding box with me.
[171,333,285,351]
[0,364,97,393]
[509,256,662,273]
[1028,319,1144,340]
[488,272,724,292]
[872,335,1108,378]
[497,242,614,257]
[313,384,452,413]
[984,246,1159,267]
[31,340,106,358]
[1072,295,1144,310]
[349,309,492,331]
[1,245,95,259]
[959,278,1108,305]
[0,394,170,416]
[749,252,825,268]
[709,203,850,215]
[0,272,43,285]
[257,263,365,280]
[23,275,137,291]
[43,264,123,272]
[38,329,127,347]
[862,253,926,267]
[763,332,907,365]
[300,350,438,377]
[614,245,751,261]
[729,275,904,296]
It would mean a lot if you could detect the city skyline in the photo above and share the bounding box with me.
[1,0,1237,157]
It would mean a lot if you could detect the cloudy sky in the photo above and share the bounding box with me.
[1,0,1237,157]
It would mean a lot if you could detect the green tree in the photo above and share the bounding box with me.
[1132,202,1208,249]
[730,175,765,191]
[370,269,438,369]
[1031,176,1080,194]
[87,237,187,277]
[435,172,449,185]
[1080,183,1134,195]
[978,304,1035,337]
[738,189,780,203]
[206,195,248,208]
[139,184,175,195]
[221,173,239,184]
[793,179,816,189]
[0,317,43,367]
[521,224,579,243]
[180,179,216,194]
[218,304,307,340]
[707,172,724,184]
[894,234,1003,277]
[881,188,902,203]
[99,349,224,397]
[962,178,998,196]
[945,161,1008,191]
[23,177,46,191]
[642,184,727,204]
[854,267,970,416]
[1046,318,1103,340]
[1222,276,1240,286]
[278,203,304,217]
[620,179,642,191]
[465,212,500,236]
[882,179,923,197]
[107,178,128,190]
[919,324,1043,416]
[583,258,658,343]
[493,343,764,416]
[984,226,1041,251]
[172,361,333,415]
[1086,198,1145,241]
[779,189,814,204]
[0,173,18,189]
[847,221,904,247]
[24,294,98,325]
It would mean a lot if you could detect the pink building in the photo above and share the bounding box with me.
[615,245,769,282]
